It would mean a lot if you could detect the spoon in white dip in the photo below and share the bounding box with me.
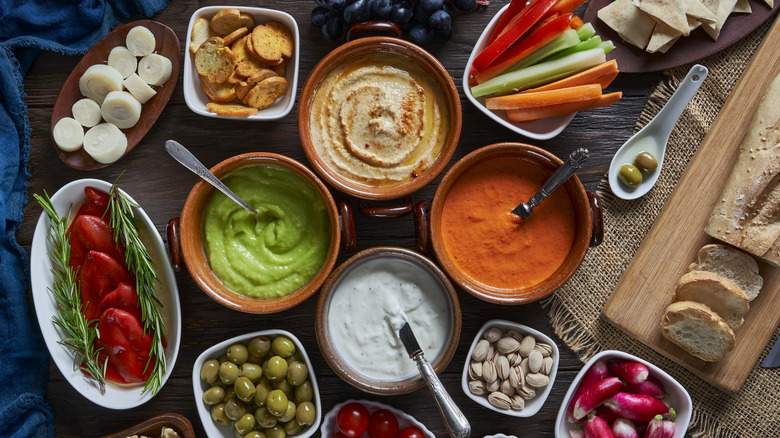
[608,64,708,200]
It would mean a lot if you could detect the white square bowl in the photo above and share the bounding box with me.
[192,330,322,438]
[554,350,692,438]
[463,4,576,140]
[319,399,435,438]
[461,319,559,417]
[183,6,300,120]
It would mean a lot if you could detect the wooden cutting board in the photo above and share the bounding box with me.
[602,15,780,392]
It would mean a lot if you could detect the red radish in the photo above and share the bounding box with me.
[596,405,619,426]
[604,393,669,422]
[661,420,676,438]
[584,414,615,438]
[570,429,585,438]
[643,415,664,438]
[573,377,623,420]
[568,360,610,422]
[611,418,639,438]
[623,375,666,399]
[607,360,649,385]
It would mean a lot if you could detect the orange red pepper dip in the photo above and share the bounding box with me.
[440,155,576,289]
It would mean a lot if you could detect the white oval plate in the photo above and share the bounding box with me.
[463,5,576,140]
[320,399,435,438]
[30,178,181,409]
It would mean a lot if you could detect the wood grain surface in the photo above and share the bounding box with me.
[17,0,676,436]
[602,14,780,392]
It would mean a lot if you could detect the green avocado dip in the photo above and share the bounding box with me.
[202,165,331,298]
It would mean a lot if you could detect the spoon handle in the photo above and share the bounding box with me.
[165,140,257,214]
[651,64,708,138]
[528,148,589,208]
[415,354,471,438]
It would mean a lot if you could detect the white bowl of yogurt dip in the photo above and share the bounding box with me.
[314,247,462,395]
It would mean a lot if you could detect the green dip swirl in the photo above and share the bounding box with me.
[202,165,331,298]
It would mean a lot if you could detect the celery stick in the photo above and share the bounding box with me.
[576,22,596,41]
[471,48,607,97]
[599,40,616,55]
[544,36,602,61]
[505,29,581,73]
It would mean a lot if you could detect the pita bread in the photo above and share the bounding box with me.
[636,0,690,36]
[762,0,774,8]
[647,21,682,53]
[733,0,752,13]
[702,0,739,40]
[599,0,657,49]
[683,0,718,24]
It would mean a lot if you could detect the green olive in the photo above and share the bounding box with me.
[225,397,247,421]
[264,356,288,381]
[233,427,246,438]
[201,359,220,385]
[286,361,308,387]
[211,403,231,426]
[223,386,237,403]
[634,152,658,173]
[279,400,297,422]
[266,389,288,417]
[295,401,316,426]
[255,407,278,428]
[227,343,250,365]
[218,353,229,363]
[254,379,273,407]
[266,425,286,438]
[248,336,272,359]
[235,413,257,435]
[294,381,313,403]
[284,420,304,435]
[241,363,263,383]
[618,164,643,188]
[273,379,293,397]
[289,351,303,364]
[245,431,267,438]
[235,376,257,402]
[220,361,241,385]
[203,385,226,405]
[271,336,296,358]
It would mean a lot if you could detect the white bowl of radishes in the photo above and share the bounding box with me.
[554,350,691,438]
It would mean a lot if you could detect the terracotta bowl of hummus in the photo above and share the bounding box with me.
[314,247,461,395]
[298,37,462,200]
[171,152,341,313]
[429,143,603,305]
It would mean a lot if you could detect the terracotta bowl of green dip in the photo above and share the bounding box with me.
[176,152,341,313]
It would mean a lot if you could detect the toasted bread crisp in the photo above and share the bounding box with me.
[194,37,235,84]
[248,69,278,85]
[250,24,289,64]
[190,17,217,53]
[223,26,248,46]
[239,12,256,29]
[243,76,288,109]
[232,36,270,79]
[235,81,252,101]
[200,78,237,103]
[207,102,259,117]
[266,21,294,59]
[210,8,243,36]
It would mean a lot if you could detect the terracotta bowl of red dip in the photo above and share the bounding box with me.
[429,143,601,304]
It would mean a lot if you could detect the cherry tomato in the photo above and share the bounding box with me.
[397,427,425,438]
[337,402,370,438]
[368,409,399,438]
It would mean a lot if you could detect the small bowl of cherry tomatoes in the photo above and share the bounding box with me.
[321,400,434,438]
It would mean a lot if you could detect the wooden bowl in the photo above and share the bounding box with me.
[430,143,597,305]
[314,247,461,395]
[298,37,462,200]
[100,413,195,438]
[178,152,340,313]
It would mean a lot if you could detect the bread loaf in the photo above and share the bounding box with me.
[674,271,749,329]
[706,72,780,265]
[661,301,736,362]
[688,243,763,300]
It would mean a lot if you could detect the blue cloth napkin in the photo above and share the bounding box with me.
[0,0,168,436]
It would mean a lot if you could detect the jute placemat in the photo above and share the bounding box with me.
[542,17,780,438]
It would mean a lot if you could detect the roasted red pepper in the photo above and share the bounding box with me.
[68,214,125,268]
[96,282,141,322]
[79,250,133,322]
[97,308,153,384]
[74,187,110,219]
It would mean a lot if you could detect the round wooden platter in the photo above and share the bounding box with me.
[583,0,780,73]
[50,20,180,170]
[99,413,195,438]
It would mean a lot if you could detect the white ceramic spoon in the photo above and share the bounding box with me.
[608,64,708,200]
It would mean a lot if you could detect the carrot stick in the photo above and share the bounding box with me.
[506,91,622,122]
[485,84,603,110]
[521,60,618,92]
[570,15,584,28]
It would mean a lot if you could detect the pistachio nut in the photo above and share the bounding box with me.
[488,391,512,410]
[482,359,497,383]
[509,365,525,389]
[468,380,486,395]
[510,395,525,411]
[483,327,503,343]
[500,379,514,397]
[542,356,554,375]
[534,343,553,357]
[496,337,521,354]
[508,351,522,367]
[518,383,536,400]
[486,379,501,392]
[526,372,550,388]
[528,349,544,374]
[487,344,495,360]
[496,356,510,381]
[491,349,502,363]
[519,357,531,376]
[518,335,536,357]
[469,361,483,380]
[506,329,524,342]
[472,339,490,362]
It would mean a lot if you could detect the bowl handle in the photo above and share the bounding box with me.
[414,201,430,255]
[339,200,357,253]
[166,217,185,272]
[347,21,403,41]
[588,192,604,247]
[358,197,414,218]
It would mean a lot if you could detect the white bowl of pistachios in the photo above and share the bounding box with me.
[461,319,559,417]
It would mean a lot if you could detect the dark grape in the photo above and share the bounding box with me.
[433,25,453,42]
[419,0,444,12]
[413,2,432,24]
[390,2,414,28]
[370,0,393,19]
[408,24,433,45]
[428,9,451,33]
[311,6,331,26]
[450,0,477,10]
[322,12,344,40]
[317,0,347,10]
[343,0,371,24]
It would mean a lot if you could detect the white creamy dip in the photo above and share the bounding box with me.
[327,258,450,380]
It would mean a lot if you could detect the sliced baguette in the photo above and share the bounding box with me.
[194,37,235,84]
[675,271,749,329]
[688,244,763,300]
[190,18,217,54]
[661,301,736,362]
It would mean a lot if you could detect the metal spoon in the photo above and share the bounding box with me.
[165,140,257,214]
[608,64,708,200]
[512,148,589,219]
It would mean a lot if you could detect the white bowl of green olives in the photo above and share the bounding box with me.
[192,330,321,438]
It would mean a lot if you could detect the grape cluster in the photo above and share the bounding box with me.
[311,0,485,45]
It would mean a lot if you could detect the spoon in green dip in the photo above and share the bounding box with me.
[165,140,258,214]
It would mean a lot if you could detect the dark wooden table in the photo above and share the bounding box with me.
[18,1,666,436]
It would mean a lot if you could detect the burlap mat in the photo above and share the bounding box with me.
[541,17,780,438]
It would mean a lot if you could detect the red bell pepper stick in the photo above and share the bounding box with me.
[607,359,649,385]
[623,375,666,399]
[486,0,530,45]
[471,0,558,74]
[68,214,125,268]
[547,0,587,16]
[96,282,141,322]
[568,359,610,422]
[97,307,154,384]
[473,13,572,84]
[584,413,614,438]
[79,250,133,322]
[573,377,623,421]
[604,393,670,422]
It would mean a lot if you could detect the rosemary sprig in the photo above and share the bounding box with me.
[34,192,107,395]
[107,183,167,395]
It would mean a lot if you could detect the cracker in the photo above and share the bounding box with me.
[702,0,738,40]
[207,102,259,117]
[636,0,690,36]
[194,37,235,84]
[733,0,752,13]
[242,76,288,110]
[210,8,243,36]
[684,0,718,24]
[598,0,656,49]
